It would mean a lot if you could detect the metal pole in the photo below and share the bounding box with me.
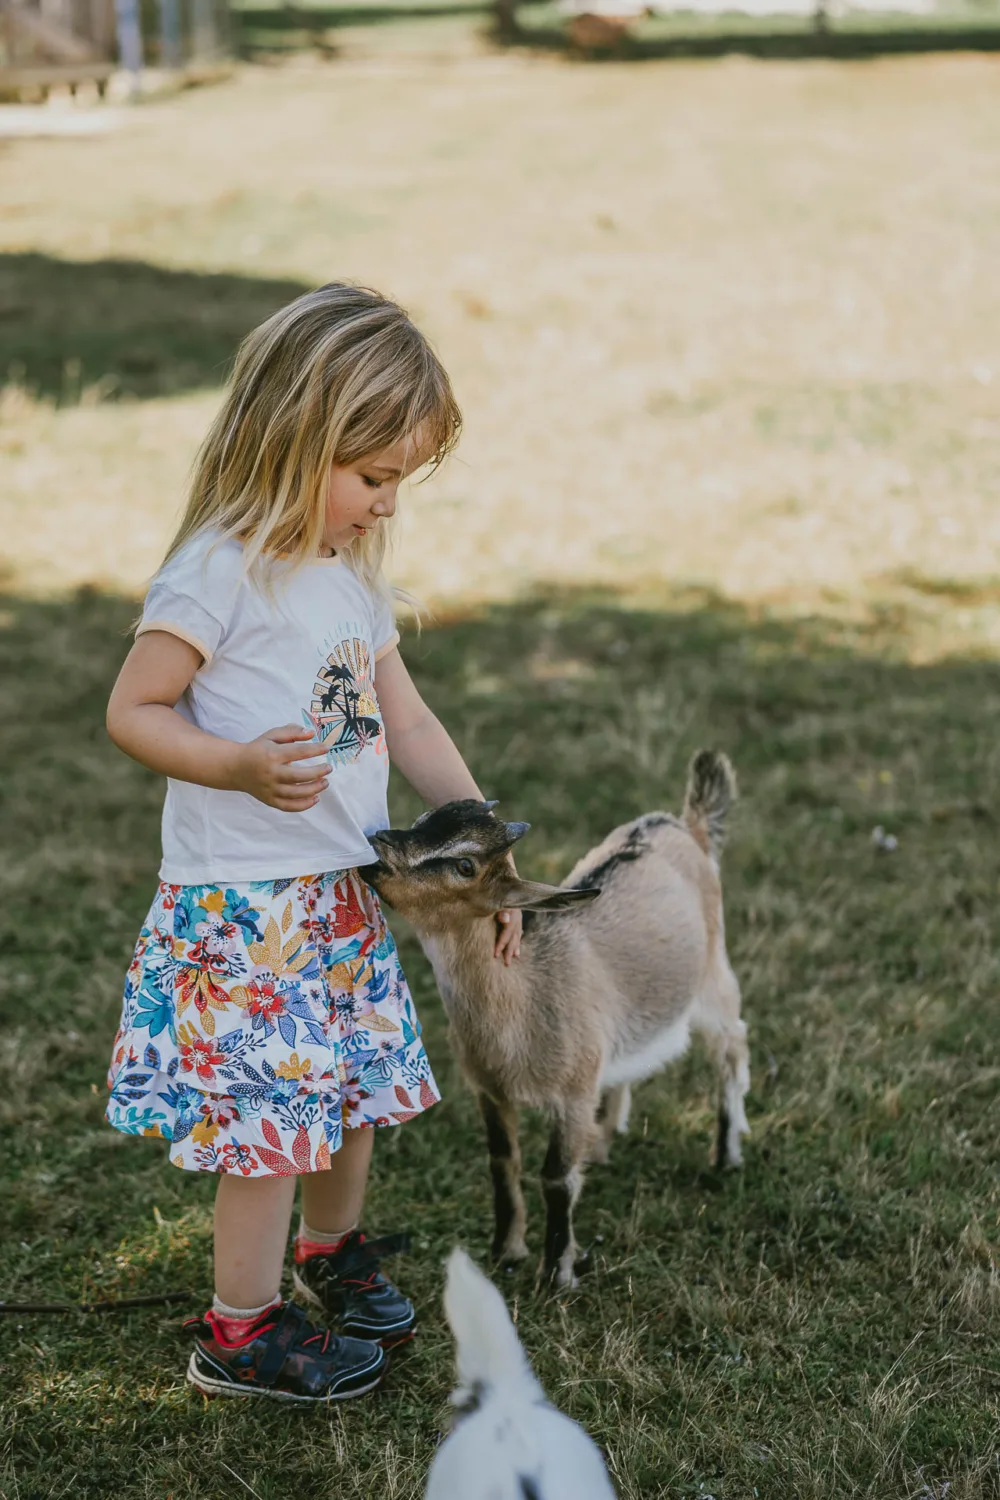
[160,0,181,66]
[114,0,143,88]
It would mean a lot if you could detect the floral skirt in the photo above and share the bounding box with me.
[106,869,439,1177]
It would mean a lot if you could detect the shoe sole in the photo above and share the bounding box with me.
[186,1351,385,1403]
[291,1270,416,1349]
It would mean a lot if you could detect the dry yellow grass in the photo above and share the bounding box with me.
[2,47,999,645]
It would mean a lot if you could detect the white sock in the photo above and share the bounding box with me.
[297,1218,357,1246]
[211,1292,281,1322]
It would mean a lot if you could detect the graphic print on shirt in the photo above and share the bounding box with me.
[302,628,386,767]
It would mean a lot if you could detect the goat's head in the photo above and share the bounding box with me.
[365,800,600,925]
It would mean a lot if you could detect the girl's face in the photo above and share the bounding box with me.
[322,434,424,555]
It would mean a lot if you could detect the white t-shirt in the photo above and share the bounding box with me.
[137,529,400,884]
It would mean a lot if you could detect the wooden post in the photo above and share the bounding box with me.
[1,0,19,65]
[89,0,117,53]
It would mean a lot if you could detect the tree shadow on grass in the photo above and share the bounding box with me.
[0,252,311,402]
[1,579,998,1497]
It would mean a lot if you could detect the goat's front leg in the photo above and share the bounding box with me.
[479,1093,528,1263]
[541,1096,599,1288]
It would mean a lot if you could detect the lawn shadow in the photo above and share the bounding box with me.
[501,15,1000,61]
[0,252,311,402]
[2,577,999,1495]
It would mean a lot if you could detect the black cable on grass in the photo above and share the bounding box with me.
[1,1292,191,1315]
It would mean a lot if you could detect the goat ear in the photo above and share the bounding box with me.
[524,886,601,911]
[500,879,601,911]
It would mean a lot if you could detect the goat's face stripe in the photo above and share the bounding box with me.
[412,842,483,866]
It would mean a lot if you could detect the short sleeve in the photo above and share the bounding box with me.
[135,530,243,664]
[372,590,400,661]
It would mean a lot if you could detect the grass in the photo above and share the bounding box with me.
[2,583,999,1499]
[2,31,1000,1500]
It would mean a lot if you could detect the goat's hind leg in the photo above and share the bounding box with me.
[542,1096,599,1288]
[479,1094,528,1263]
[589,1083,632,1164]
[697,967,750,1170]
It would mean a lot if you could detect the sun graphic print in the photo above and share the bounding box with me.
[302,631,386,767]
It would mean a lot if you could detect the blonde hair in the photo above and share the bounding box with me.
[163,282,461,599]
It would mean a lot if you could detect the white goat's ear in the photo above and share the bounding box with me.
[502,880,601,911]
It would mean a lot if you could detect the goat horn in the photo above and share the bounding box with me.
[504,821,531,843]
[482,799,499,811]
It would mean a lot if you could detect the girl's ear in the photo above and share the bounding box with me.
[500,878,601,912]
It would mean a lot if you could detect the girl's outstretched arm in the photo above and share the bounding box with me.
[107,630,331,812]
[376,645,522,962]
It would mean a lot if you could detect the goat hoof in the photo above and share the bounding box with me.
[493,1240,529,1266]
[549,1251,588,1290]
[712,1145,744,1172]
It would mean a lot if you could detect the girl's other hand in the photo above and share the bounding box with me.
[233,725,331,811]
[494,908,523,965]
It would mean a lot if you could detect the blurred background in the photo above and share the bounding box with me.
[2,2,1000,635]
[2,9,999,1500]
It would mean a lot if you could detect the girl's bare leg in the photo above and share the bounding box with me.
[214,1173,297,1308]
[299,1127,374,1236]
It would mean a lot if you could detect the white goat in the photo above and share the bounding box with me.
[367,750,749,1286]
[425,1248,617,1500]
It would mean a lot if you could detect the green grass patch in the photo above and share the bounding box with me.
[1,586,999,1498]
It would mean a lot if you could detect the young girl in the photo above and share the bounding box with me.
[105,283,522,1404]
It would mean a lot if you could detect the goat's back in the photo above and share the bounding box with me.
[566,810,721,959]
[523,811,726,1074]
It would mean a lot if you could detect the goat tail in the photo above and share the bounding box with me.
[443,1248,541,1403]
[682,749,737,860]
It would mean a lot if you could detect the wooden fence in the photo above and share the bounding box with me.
[0,0,229,95]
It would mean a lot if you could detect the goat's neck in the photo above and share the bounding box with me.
[416,915,528,1024]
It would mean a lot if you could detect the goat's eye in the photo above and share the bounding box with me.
[455,858,475,877]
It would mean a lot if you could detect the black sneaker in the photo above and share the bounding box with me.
[292,1232,416,1347]
[185,1299,386,1402]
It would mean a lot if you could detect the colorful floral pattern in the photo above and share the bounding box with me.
[106,870,439,1176]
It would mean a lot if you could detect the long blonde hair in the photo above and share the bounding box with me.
[164,282,461,598]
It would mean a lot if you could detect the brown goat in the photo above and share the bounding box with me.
[366,751,749,1286]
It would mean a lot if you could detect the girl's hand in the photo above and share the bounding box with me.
[232,725,331,812]
[494,908,523,965]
